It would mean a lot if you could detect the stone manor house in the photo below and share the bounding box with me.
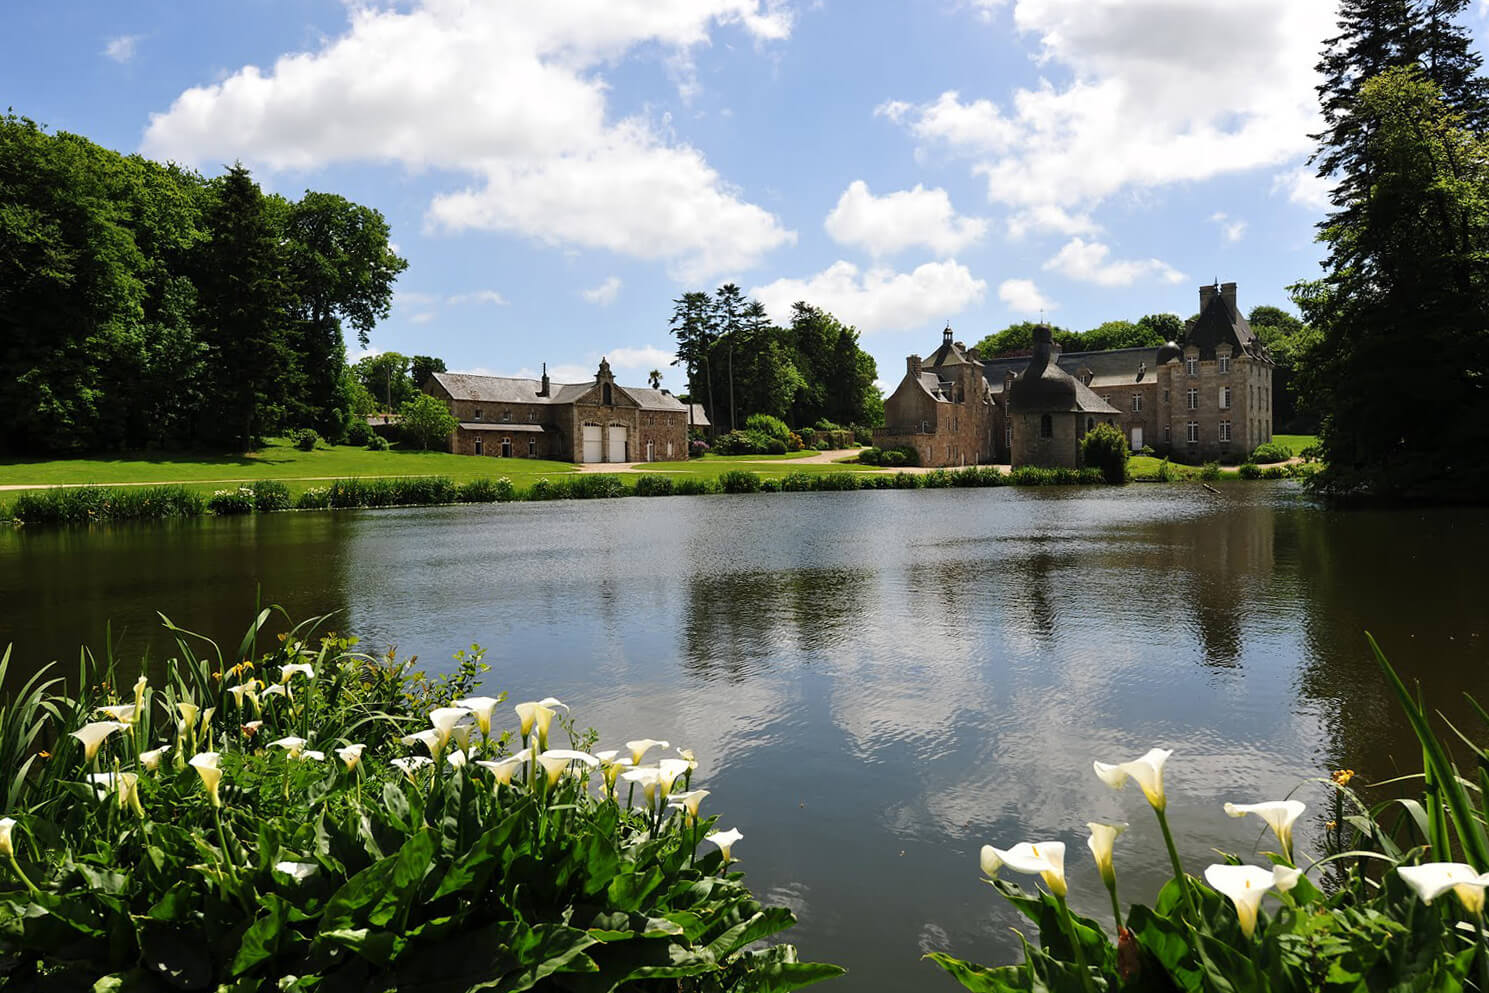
[425,359,689,463]
[874,281,1276,468]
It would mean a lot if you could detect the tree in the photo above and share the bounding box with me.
[1249,305,1320,433]
[647,369,662,389]
[193,164,291,449]
[669,291,716,429]
[972,321,1076,358]
[712,283,746,431]
[399,392,458,451]
[1295,66,1489,501]
[410,355,446,391]
[1136,313,1184,343]
[355,352,414,411]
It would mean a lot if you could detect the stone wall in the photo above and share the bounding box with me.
[1010,411,1082,469]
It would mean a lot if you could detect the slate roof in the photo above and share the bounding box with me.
[686,403,711,427]
[458,422,548,433]
[433,372,687,412]
[1187,292,1270,361]
[622,387,689,412]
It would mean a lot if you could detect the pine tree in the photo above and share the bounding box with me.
[669,291,716,429]
[712,283,746,432]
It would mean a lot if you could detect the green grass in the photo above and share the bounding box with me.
[1273,434,1318,454]
[638,458,880,478]
[698,450,822,461]
[0,438,580,498]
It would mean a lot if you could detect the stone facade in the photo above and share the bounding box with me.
[425,360,689,464]
[873,328,1000,465]
[881,282,1276,468]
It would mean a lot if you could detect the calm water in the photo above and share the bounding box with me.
[3,485,1487,990]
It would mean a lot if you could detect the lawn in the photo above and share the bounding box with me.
[1273,434,1318,454]
[695,451,820,461]
[633,458,880,478]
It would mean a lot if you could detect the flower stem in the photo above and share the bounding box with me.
[1106,880,1124,934]
[1154,806,1195,919]
[1055,894,1100,993]
[6,853,39,896]
[1475,909,1489,993]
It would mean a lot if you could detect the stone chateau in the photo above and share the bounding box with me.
[426,359,689,463]
[875,281,1276,468]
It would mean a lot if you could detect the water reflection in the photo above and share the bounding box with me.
[2,488,1487,991]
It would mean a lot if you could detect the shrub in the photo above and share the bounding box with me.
[813,418,844,432]
[1262,464,1288,479]
[366,433,390,451]
[1251,441,1293,464]
[952,466,1004,487]
[346,420,373,446]
[1080,422,1129,484]
[457,477,516,503]
[786,430,805,452]
[883,449,906,467]
[813,472,861,491]
[922,469,953,489]
[745,412,791,441]
[633,475,675,497]
[717,469,762,493]
[290,427,321,451]
[797,427,816,448]
[569,474,626,499]
[0,616,842,992]
[858,447,882,466]
[891,472,922,489]
[208,487,256,515]
[295,486,330,509]
[1239,462,1263,479]
[1300,443,1322,463]
[672,477,715,496]
[760,477,782,493]
[399,392,458,450]
[858,474,892,489]
[10,486,206,525]
[247,480,290,512]
[1156,458,1176,482]
[853,425,873,446]
[1200,461,1223,481]
[779,471,815,492]
[689,439,710,458]
[1138,445,1156,457]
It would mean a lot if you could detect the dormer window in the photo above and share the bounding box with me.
[1185,357,1198,376]
[474,408,483,421]
[1218,355,1231,374]
[502,409,512,423]
[1081,369,1093,386]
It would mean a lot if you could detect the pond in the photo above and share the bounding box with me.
[2,484,1487,990]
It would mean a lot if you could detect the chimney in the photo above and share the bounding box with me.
[539,362,550,397]
[1029,325,1053,373]
[907,354,923,377]
[942,324,953,346]
[1220,281,1237,310]
[1199,282,1219,312]
[953,341,966,351]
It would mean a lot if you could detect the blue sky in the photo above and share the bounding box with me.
[6,0,1487,391]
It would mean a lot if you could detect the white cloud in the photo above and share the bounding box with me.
[1042,237,1184,287]
[410,312,437,325]
[1209,212,1247,243]
[1005,204,1099,239]
[998,278,1056,315]
[1272,165,1333,211]
[582,276,623,305]
[141,2,795,280]
[883,1,1336,218]
[446,289,507,306]
[607,345,677,371]
[824,180,987,256]
[750,260,986,333]
[103,34,141,64]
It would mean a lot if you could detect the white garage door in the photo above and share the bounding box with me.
[607,425,627,463]
[1130,426,1143,451]
[582,425,603,463]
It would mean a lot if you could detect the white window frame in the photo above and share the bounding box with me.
[1131,394,1142,412]
[501,409,512,423]
[1218,355,1231,373]
[473,408,483,421]
[1186,421,1199,444]
[1186,357,1198,376]
[1186,388,1198,410]
[1220,386,1231,410]
[1219,421,1232,442]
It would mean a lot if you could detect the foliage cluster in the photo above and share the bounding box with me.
[1079,424,1129,485]
[0,614,842,991]
[1249,442,1293,465]
[929,639,1489,993]
[712,431,788,457]
[289,429,321,452]
[7,486,204,526]
[857,447,920,468]
[398,394,459,452]
[0,117,407,453]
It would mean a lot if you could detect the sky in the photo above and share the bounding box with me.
[6,0,1488,392]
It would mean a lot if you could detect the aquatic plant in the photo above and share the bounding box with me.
[928,638,1489,992]
[0,614,843,991]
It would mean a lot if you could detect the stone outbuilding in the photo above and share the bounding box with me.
[872,326,1000,466]
[425,359,689,463]
[1005,326,1121,468]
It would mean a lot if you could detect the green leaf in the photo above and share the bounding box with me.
[431,807,523,900]
[924,951,1032,992]
[230,893,290,976]
[137,918,215,991]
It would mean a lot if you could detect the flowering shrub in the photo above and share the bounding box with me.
[207,486,255,515]
[0,615,843,991]
[689,439,711,458]
[929,640,1489,992]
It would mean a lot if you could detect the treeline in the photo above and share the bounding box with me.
[669,287,881,431]
[0,115,406,454]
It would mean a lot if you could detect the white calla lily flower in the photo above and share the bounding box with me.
[1272,865,1302,893]
[133,674,149,704]
[269,736,308,759]
[1093,748,1174,810]
[453,696,500,736]
[337,744,365,771]
[96,703,138,724]
[705,827,743,864]
[227,681,262,709]
[622,766,663,806]
[189,752,223,807]
[300,750,325,762]
[514,701,563,748]
[259,683,288,700]
[176,702,200,732]
[979,845,1003,878]
[1204,864,1275,936]
[0,817,15,858]
[476,749,531,786]
[989,842,1068,898]
[626,739,670,765]
[280,663,314,683]
[657,758,691,798]
[72,721,127,762]
[139,745,171,771]
[669,789,710,821]
[390,756,433,782]
[428,707,472,752]
[1086,822,1128,889]
[273,860,320,881]
[596,752,633,790]
[537,749,599,785]
[1224,800,1306,862]
[1398,862,1489,914]
[401,728,442,755]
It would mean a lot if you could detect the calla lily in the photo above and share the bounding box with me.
[1272,865,1302,893]
[270,736,308,759]
[428,707,472,755]
[337,744,365,771]
[87,772,143,814]
[705,827,743,864]
[1204,864,1275,936]
[96,703,138,724]
[280,662,314,682]
[989,842,1068,898]
[622,766,662,806]
[669,789,710,822]
[259,683,288,700]
[1398,862,1489,914]
[300,750,325,762]
[677,747,697,769]
[595,751,634,790]
[1093,748,1173,811]
[1224,800,1306,863]
[72,721,127,762]
[476,749,531,786]
[453,696,500,736]
[657,758,691,798]
[189,752,223,807]
[979,845,1003,878]
[537,749,599,785]
[0,817,14,857]
[273,861,319,882]
[390,756,432,782]
[132,675,148,706]
[176,702,200,732]
[242,720,264,734]
[139,745,171,771]
[401,729,442,755]
[227,681,261,709]
[627,738,670,765]
[1086,822,1128,889]
[515,701,563,749]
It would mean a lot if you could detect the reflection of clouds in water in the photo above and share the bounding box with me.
[917,919,951,955]
[762,880,812,922]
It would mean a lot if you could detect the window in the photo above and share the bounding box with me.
[1186,388,1198,410]
[474,408,483,421]
[1186,357,1198,376]
[1164,425,1171,442]
[1040,414,1053,438]
[501,438,512,457]
[602,382,613,405]
[529,438,537,455]
[1163,389,1170,404]
[474,437,483,455]
[501,409,511,423]
[1131,394,1142,412]
[1102,394,1112,405]
[1218,355,1231,373]
[1005,423,1012,446]
[528,410,537,422]
[1220,387,1231,409]
[1186,422,1199,444]
[1219,421,1232,442]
